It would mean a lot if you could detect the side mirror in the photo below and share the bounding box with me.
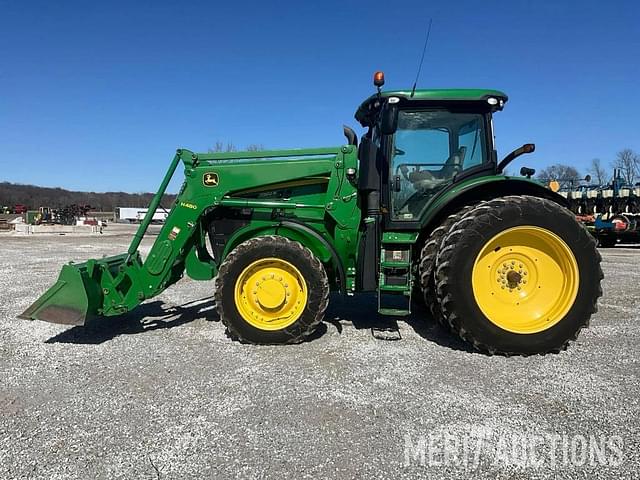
[497,143,536,173]
[380,103,398,135]
[520,167,536,179]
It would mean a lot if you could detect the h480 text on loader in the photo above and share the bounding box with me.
[20,73,603,355]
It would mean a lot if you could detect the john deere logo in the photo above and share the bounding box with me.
[203,172,219,187]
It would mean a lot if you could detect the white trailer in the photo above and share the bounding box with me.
[117,207,168,223]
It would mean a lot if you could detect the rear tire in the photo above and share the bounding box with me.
[214,235,329,344]
[436,195,603,355]
[418,204,477,325]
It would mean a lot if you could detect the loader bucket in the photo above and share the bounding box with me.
[18,258,114,326]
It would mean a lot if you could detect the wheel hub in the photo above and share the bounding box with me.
[234,258,307,331]
[255,278,287,309]
[505,269,522,287]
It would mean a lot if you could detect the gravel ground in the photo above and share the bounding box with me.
[0,227,638,479]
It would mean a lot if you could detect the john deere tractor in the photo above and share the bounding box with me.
[20,73,603,355]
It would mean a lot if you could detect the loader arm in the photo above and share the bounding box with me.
[20,146,354,325]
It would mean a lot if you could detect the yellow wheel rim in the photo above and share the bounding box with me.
[471,226,579,334]
[234,258,308,331]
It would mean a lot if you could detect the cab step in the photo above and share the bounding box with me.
[377,241,413,316]
[371,318,402,341]
[378,307,411,317]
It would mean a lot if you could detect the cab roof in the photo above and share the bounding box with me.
[355,88,509,127]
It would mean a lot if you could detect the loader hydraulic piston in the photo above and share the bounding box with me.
[127,151,182,262]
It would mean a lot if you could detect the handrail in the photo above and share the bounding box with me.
[199,146,342,161]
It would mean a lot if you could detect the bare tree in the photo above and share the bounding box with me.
[588,158,608,185]
[612,149,640,185]
[536,164,582,189]
[209,141,263,153]
[208,141,238,153]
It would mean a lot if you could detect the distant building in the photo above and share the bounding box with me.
[116,207,168,223]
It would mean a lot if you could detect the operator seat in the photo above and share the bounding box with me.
[407,146,467,190]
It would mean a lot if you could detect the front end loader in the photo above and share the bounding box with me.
[20,73,603,355]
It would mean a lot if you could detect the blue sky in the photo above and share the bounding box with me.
[1,0,638,192]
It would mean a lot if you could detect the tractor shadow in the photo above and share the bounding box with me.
[45,297,218,345]
[324,293,475,353]
[45,293,472,353]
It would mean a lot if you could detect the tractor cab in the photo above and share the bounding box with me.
[353,73,538,317]
[355,74,508,226]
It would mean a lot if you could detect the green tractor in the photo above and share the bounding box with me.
[20,73,603,355]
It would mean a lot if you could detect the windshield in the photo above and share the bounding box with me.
[390,110,488,220]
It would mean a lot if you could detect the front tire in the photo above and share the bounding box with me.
[214,235,329,344]
[436,195,603,355]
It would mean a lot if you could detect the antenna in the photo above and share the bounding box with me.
[410,18,433,98]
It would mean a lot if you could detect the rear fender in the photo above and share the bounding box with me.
[421,177,568,235]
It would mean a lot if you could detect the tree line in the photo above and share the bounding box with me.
[536,148,640,188]
[0,182,176,212]
[1,142,264,212]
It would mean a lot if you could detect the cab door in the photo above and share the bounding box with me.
[389,110,489,222]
